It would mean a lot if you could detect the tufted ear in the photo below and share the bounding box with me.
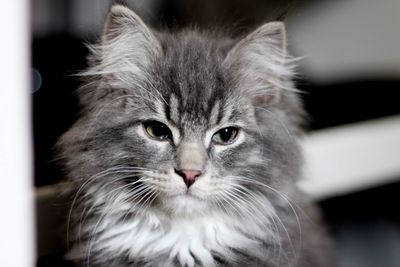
[100,4,161,70]
[223,22,292,106]
[103,5,157,45]
[78,5,162,106]
[84,5,161,79]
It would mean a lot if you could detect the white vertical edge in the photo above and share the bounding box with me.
[0,1,35,267]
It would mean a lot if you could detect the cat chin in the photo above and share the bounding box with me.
[161,194,213,217]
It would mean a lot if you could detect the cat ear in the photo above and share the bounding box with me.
[79,5,162,106]
[103,5,156,45]
[96,5,161,76]
[223,22,292,106]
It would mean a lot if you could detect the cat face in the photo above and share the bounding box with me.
[78,39,263,215]
[60,5,305,218]
[119,76,257,215]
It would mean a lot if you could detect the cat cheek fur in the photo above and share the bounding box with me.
[58,4,333,267]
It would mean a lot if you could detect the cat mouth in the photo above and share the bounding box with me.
[172,191,204,201]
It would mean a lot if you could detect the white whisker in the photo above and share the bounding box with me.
[228,175,302,260]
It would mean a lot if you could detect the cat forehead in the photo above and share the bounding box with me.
[154,32,239,126]
[159,33,229,97]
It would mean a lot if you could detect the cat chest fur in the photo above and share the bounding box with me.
[89,210,274,267]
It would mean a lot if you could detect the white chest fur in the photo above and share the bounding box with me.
[93,210,268,267]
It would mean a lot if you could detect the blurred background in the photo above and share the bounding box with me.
[32,0,400,266]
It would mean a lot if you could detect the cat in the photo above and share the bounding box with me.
[58,4,332,267]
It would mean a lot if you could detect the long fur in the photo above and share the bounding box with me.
[58,4,332,267]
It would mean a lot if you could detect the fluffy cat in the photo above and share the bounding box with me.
[58,4,332,267]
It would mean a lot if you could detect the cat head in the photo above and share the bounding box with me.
[60,5,305,217]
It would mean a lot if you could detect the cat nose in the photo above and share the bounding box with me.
[174,169,202,188]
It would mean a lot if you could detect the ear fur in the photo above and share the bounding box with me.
[103,5,157,46]
[85,5,161,78]
[78,5,162,106]
[223,22,293,106]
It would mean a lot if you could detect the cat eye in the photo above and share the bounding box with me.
[212,127,239,145]
[143,121,173,141]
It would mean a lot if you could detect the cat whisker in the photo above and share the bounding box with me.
[130,185,157,212]
[68,166,142,248]
[225,186,280,240]
[228,176,301,227]
[81,176,152,218]
[117,184,157,224]
[68,169,152,248]
[211,195,228,215]
[76,176,152,249]
[84,179,157,267]
[229,184,282,242]
[227,182,295,262]
[228,175,302,259]
[119,184,156,225]
[218,191,245,218]
[123,185,155,209]
[84,205,112,267]
[137,187,159,211]
[228,186,276,227]
[219,188,286,261]
[213,194,236,218]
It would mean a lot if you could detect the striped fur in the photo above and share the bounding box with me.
[58,4,332,267]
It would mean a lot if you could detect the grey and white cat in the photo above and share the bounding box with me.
[58,4,332,267]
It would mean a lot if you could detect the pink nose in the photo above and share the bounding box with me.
[175,169,202,188]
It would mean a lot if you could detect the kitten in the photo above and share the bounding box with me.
[58,4,332,267]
